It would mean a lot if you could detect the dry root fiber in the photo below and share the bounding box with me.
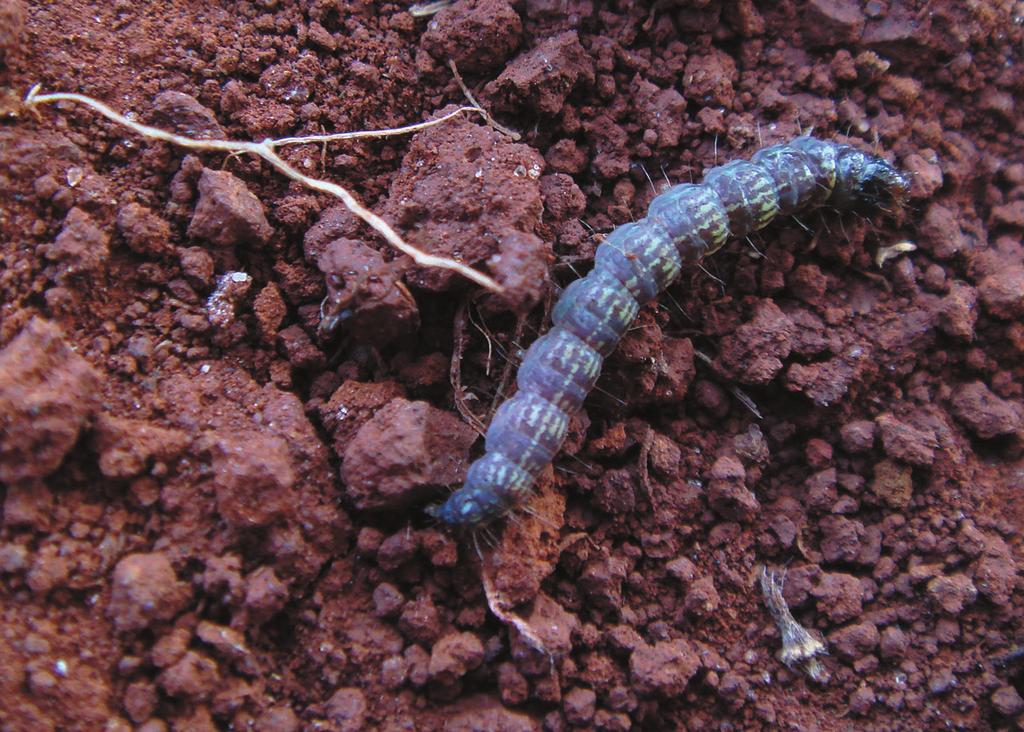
[760,566,830,684]
[22,86,503,294]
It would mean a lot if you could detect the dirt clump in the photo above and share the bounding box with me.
[45,207,110,282]
[116,202,175,258]
[379,112,548,310]
[717,300,794,384]
[187,168,274,248]
[0,317,101,484]
[421,0,522,74]
[91,413,189,479]
[802,0,865,47]
[629,638,701,697]
[1,0,1023,730]
[0,0,25,60]
[317,236,420,345]
[151,91,226,140]
[950,381,1021,439]
[205,430,297,529]
[486,30,596,116]
[341,398,478,511]
[108,553,191,633]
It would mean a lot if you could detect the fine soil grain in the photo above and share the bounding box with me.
[1,1,1022,730]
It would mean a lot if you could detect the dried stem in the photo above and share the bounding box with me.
[637,426,657,505]
[451,297,487,437]
[447,59,520,141]
[271,106,481,148]
[22,85,504,294]
[760,565,830,684]
[409,0,452,16]
[488,310,528,419]
[477,535,551,658]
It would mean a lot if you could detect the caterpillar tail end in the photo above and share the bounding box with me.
[424,488,503,530]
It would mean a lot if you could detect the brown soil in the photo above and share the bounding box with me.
[1,1,1023,730]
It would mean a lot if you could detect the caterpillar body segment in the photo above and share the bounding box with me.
[484,390,571,475]
[591,222,666,303]
[514,329,603,412]
[703,160,781,236]
[552,269,641,355]
[647,183,730,261]
[427,136,910,530]
[749,144,827,215]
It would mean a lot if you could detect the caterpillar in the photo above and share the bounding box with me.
[426,136,910,529]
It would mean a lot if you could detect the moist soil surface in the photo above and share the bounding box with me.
[1,1,1023,730]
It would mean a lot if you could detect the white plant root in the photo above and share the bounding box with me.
[22,85,504,294]
[475,535,551,657]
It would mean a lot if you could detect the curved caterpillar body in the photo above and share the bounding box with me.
[427,136,909,529]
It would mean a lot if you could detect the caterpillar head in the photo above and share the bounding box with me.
[831,146,911,214]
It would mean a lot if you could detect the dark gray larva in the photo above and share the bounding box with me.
[426,136,910,529]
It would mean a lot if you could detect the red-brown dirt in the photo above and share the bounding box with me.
[1,1,1023,730]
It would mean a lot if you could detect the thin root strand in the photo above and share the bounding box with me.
[23,85,504,295]
[477,536,552,659]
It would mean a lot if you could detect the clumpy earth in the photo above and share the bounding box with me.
[1,0,1023,730]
